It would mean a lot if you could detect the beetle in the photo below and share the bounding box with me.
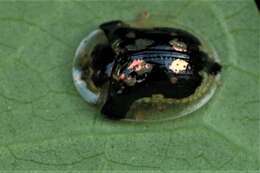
[76,20,221,120]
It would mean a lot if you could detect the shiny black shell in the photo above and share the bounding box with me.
[86,21,221,119]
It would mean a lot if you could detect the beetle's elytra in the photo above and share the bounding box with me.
[73,20,221,120]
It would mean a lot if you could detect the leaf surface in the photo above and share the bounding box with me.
[0,0,259,171]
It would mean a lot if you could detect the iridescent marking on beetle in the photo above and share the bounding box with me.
[169,59,189,74]
[128,59,153,74]
[169,39,188,52]
[117,59,153,86]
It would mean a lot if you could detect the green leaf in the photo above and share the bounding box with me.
[0,0,259,171]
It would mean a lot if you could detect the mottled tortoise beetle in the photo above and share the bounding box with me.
[73,20,221,120]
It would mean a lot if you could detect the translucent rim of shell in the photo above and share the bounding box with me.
[72,29,107,104]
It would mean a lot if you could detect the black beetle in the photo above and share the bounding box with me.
[74,20,221,120]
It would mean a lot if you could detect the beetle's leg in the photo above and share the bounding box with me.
[205,61,222,75]
[198,51,221,75]
[201,58,222,75]
[101,80,155,119]
[101,86,142,119]
[101,94,134,120]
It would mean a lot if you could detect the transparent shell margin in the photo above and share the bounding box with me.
[73,29,108,104]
